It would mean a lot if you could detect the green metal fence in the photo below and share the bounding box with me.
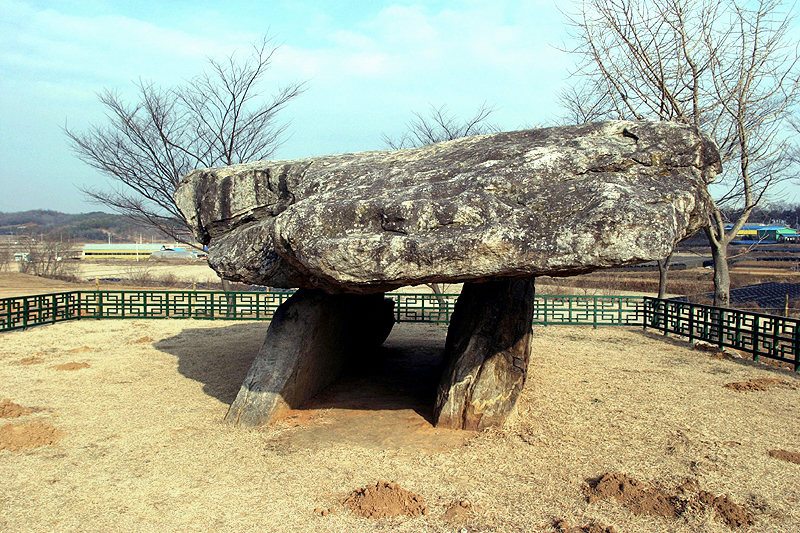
[643,297,800,371]
[0,290,461,332]
[532,294,644,327]
[2,290,797,371]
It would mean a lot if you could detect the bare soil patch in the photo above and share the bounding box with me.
[768,449,800,465]
[586,473,753,529]
[723,378,793,392]
[0,422,62,451]
[585,473,682,518]
[15,356,44,365]
[67,346,92,353]
[0,399,33,418]
[555,519,617,533]
[343,480,428,518]
[52,362,90,371]
[441,499,473,522]
[698,491,754,529]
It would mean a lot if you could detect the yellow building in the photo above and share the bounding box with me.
[82,244,174,260]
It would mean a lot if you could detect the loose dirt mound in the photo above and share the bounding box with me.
[768,449,800,465]
[68,346,92,353]
[442,499,473,522]
[15,356,44,365]
[133,336,152,343]
[586,473,753,529]
[555,519,617,533]
[343,480,427,518]
[698,491,754,529]
[0,422,62,451]
[52,362,90,371]
[0,399,33,418]
[585,473,681,518]
[723,378,792,392]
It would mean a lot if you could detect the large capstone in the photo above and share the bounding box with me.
[176,120,719,294]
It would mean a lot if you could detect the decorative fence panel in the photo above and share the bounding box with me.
[532,295,645,327]
[643,297,800,371]
[393,293,458,324]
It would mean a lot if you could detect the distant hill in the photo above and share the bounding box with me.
[0,210,170,242]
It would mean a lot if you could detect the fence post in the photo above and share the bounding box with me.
[752,315,760,362]
[643,298,649,331]
[793,321,799,372]
[688,304,695,344]
[22,297,28,330]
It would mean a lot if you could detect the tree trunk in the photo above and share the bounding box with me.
[705,226,731,307]
[657,250,673,299]
[434,279,536,430]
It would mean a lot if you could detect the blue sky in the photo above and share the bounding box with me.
[0,0,571,213]
[2,0,796,214]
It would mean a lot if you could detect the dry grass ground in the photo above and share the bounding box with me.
[1,318,798,532]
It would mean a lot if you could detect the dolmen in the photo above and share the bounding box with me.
[175,120,720,430]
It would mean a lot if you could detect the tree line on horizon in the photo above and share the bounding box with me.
[0,210,172,242]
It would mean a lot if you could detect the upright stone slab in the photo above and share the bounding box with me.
[225,289,395,426]
[434,279,536,430]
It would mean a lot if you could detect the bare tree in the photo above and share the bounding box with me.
[0,246,9,273]
[18,231,79,280]
[382,103,500,150]
[65,35,305,245]
[561,0,800,306]
[383,103,500,298]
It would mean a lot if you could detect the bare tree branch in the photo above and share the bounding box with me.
[382,103,500,150]
[559,0,800,306]
[64,35,306,245]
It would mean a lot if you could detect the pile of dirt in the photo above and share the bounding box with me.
[442,499,473,522]
[554,519,616,532]
[52,362,91,371]
[0,399,33,418]
[342,480,427,518]
[0,422,62,451]
[723,378,792,392]
[133,336,152,344]
[15,356,44,365]
[68,346,93,353]
[585,473,681,518]
[768,449,800,465]
[585,473,752,529]
[698,491,754,529]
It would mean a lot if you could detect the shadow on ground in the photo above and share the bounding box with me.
[153,322,450,423]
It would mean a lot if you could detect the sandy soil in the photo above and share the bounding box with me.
[1,317,798,532]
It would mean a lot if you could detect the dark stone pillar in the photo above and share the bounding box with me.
[434,279,536,430]
[225,289,395,427]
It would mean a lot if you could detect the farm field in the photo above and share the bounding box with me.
[1,318,799,532]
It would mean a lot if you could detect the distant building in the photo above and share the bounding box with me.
[726,224,799,243]
[82,243,173,260]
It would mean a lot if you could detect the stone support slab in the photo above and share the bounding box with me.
[434,279,536,430]
[224,289,395,427]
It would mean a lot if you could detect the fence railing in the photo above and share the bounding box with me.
[532,295,644,327]
[2,290,797,371]
[0,290,462,332]
[644,297,800,371]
